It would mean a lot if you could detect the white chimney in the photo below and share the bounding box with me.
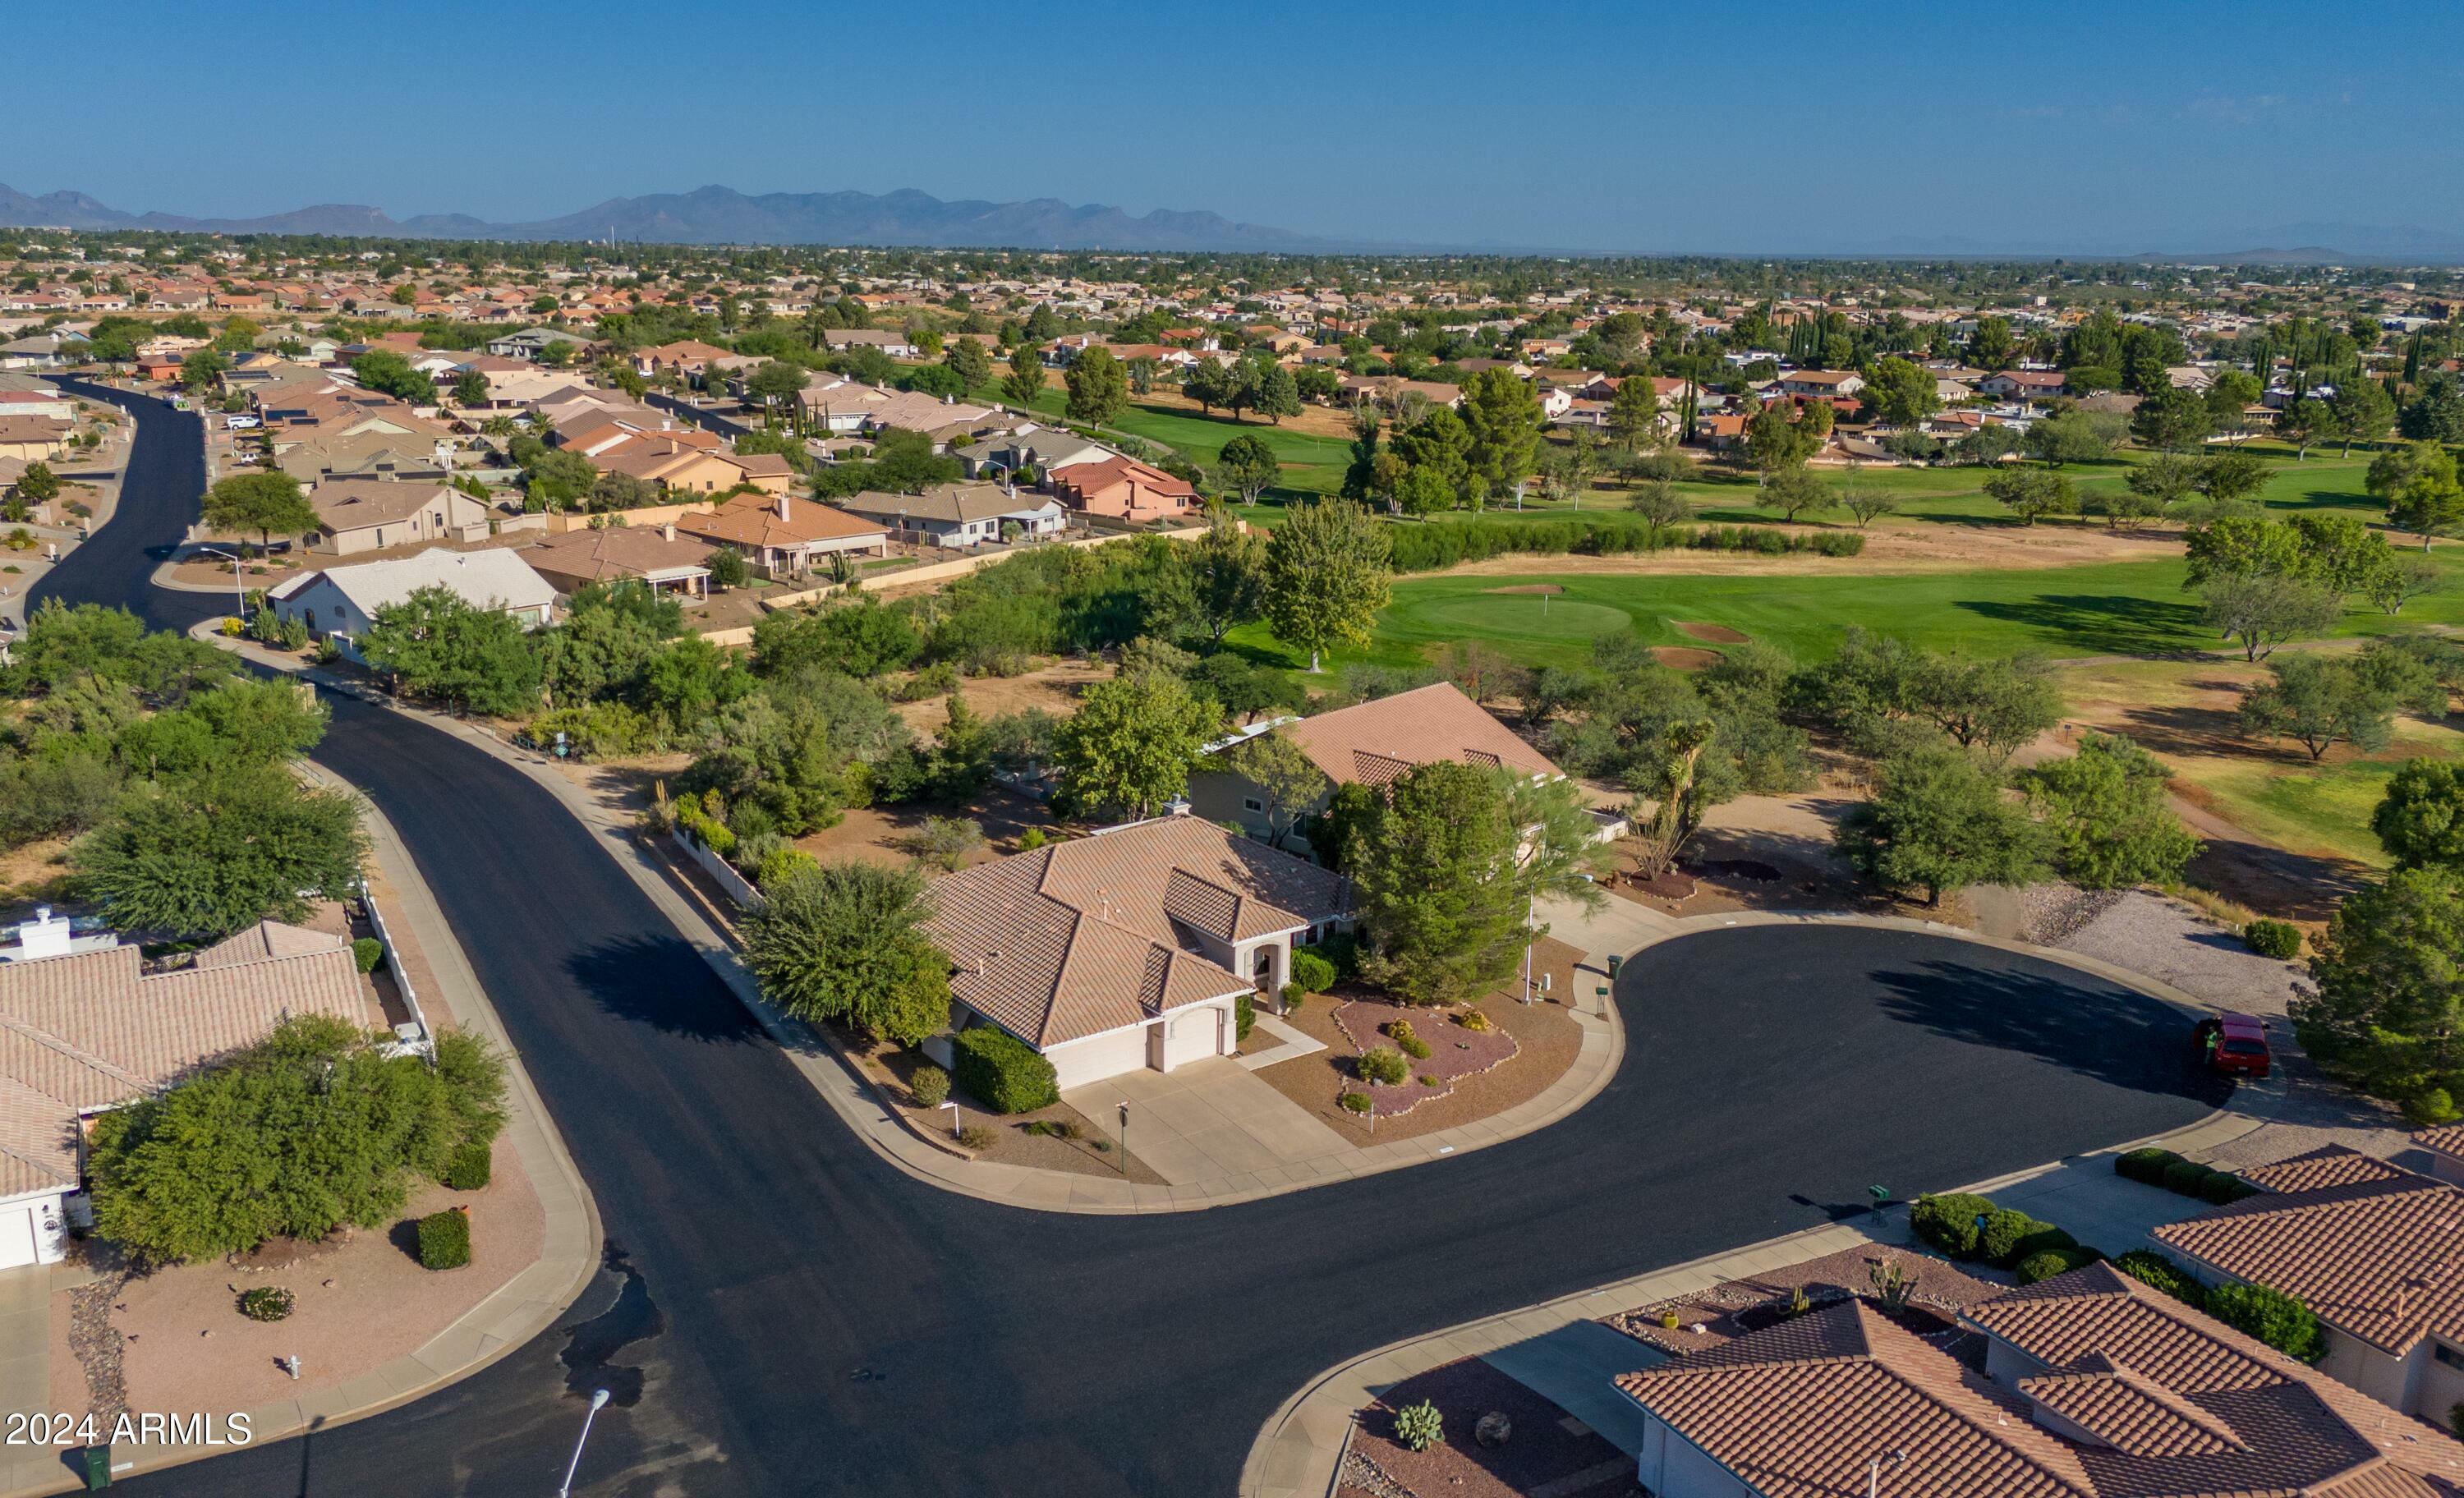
[661,522,675,542]
[775,492,791,522]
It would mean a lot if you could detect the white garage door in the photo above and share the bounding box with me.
[1046,1025,1150,1092]
[1164,1004,1225,1070]
[0,1204,38,1271]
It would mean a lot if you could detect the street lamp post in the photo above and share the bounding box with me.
[558,1389,611,1498]
[1116,1101,1129,1175]
[195,545,246,620]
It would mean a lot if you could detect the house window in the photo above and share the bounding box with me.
[2438,1342,2464,1371]
[1242,797,1265,814]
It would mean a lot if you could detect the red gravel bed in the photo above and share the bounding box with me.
[1345,1357,1633,1498]
[1335,997,1519,1117]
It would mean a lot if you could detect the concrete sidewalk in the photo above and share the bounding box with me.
[0,774,605,1498]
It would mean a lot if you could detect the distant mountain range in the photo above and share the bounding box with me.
[0,182,1337,252]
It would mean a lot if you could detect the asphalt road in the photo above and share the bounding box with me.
[28,384,2227,1496]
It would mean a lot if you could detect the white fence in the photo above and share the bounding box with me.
[673,827,764,909]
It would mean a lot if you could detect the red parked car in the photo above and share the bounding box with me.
[2194,1013,2273,1079]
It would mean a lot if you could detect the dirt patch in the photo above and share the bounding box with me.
[1438,515,2180,579]
[1345,1357,1631,1498]
[891,657,1110,732]
[1650,646,1723,672]
[1484,582,1566,596]
[790,787,1062,871]
[859,1038,1170,1184]
[51,1133,544,1421]
[1253,939,1588,1141]
[1672,620,1750,644]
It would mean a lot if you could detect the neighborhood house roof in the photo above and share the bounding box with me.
[923,816,1352,1049]
[2154,1147,2464,1358]
[1277,681,1561,788]
[309,479,461,531]
[0,924,375,1202]
[268,548,559,619]
[523,526,715,586]
[834,484,1060,527]
[1618,1261,2464,1498]
[673,492,885,550]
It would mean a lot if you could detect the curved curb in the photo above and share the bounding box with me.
[1235,918,2259,1498]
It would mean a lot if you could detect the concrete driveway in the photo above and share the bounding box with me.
[1066,1059,1354,1186]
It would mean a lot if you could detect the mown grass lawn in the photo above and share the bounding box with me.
[2171,710,2464,866]
[967,382,1350,494]
[1224,549,2464,673]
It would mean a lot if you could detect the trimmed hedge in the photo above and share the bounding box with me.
[2116,1249,2206,1308]
[1910,1192,1998,1258]
[352,937,385,974]
[2163,1159,2217,1197]
[1384,516,1866,574]
[909,1063,949,1108]
[2117,1147,2183,1185]
[1290,950,1338,994]
[2199,1169,2255,1205]
[416,1208,471,1271]
[1234,992,1255,1042]
[443,1140,493,1191]
[2206,1282,2325,1362]
[2015,1245,2105,1285]
[952,1026,1059,1114]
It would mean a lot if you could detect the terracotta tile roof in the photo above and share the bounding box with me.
[2413,1125,2464,1160]
[309,478,460,531]
[2154,1156,2464,1358]
[673,493,885,549]
[2241,1145,2416,1195]
[522,526,715,586]
[0,927,380,1201]
[1277,682,1559,788]
[923,816,1351,1048]
[1620,1262,2464,1498]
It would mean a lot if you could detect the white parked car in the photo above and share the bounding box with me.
[224,414,261,430]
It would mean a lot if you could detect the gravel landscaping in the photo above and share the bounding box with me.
[1605,1244,2002,1362]
[2037,888,2304,1017]
[1334,997,1519,1117]
[1345,1357,1634,1498]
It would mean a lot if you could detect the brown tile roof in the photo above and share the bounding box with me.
[2413,1125,2464,1160]
[2154,1155,2464,1358]
[2241,1145,2416,1195]
[1277,682,1560,788]
[1620,1262,2464,1498]
[923,816,1351,1048]
[309,479,459,531]
[0,928,379,1200]
[673,493,885,549]
[522,526,715,586]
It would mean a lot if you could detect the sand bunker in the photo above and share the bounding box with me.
[1486,583,1567,596]
[1672,621,1749,644]
[1652,646,1724,672]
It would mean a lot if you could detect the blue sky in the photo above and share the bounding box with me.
[29,0,2464,253]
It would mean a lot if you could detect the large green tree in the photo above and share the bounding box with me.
[1064,345,1130,426]
[2238,653,2402,761]
[1351,760,1529,1005]
[71,763,368,937]
[2020,733,2200,889]
[1221,732,1327,850]
[1263,499,1392,671]
[1050,671,1219,818]
[2296,866,2464,1124]
[1186,507,1267,650]
[1002,343,1046,407]
[359,585,544,715]
[202,470,318,551]
[1459,368,1542,501]
[2375,760,2464,872]
[742,859,951,1046]
[87,1016,503,1265]
[1834,744,2048,906]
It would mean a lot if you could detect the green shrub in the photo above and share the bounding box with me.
[352,937,384,974]
[2205,1282,2324,1362]
[1291,950,1338,994]
[957,1123,996,1151]
[1357,1047,1409,1086]
[2199,1169,2254,1205]
[951,1026,1059,1113]
[1909,1192,1997,1258]
[443,1140,492,1191]
[1339,1091,1372,1114]
[416,1208,471,1271]
[1234,992,1255,1042]
[238,1285,293,1321]
[1978,1208,2045,1266]
[2116,1249,2206,1308]
[1394,1399,1443,1453]
[1398,1034,1432,1060]
[2015,1246,2103,1285]
[2243,919,2302,959]
[1015,826,1047,852]
[2163,1160,2218,1197]
[1299,935,1357,981]
[1281,982,1304,1014]
[2117,1147,2182,1185]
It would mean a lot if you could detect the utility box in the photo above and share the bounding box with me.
[1606,953,1624,980]
[81,1444,111,1490]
